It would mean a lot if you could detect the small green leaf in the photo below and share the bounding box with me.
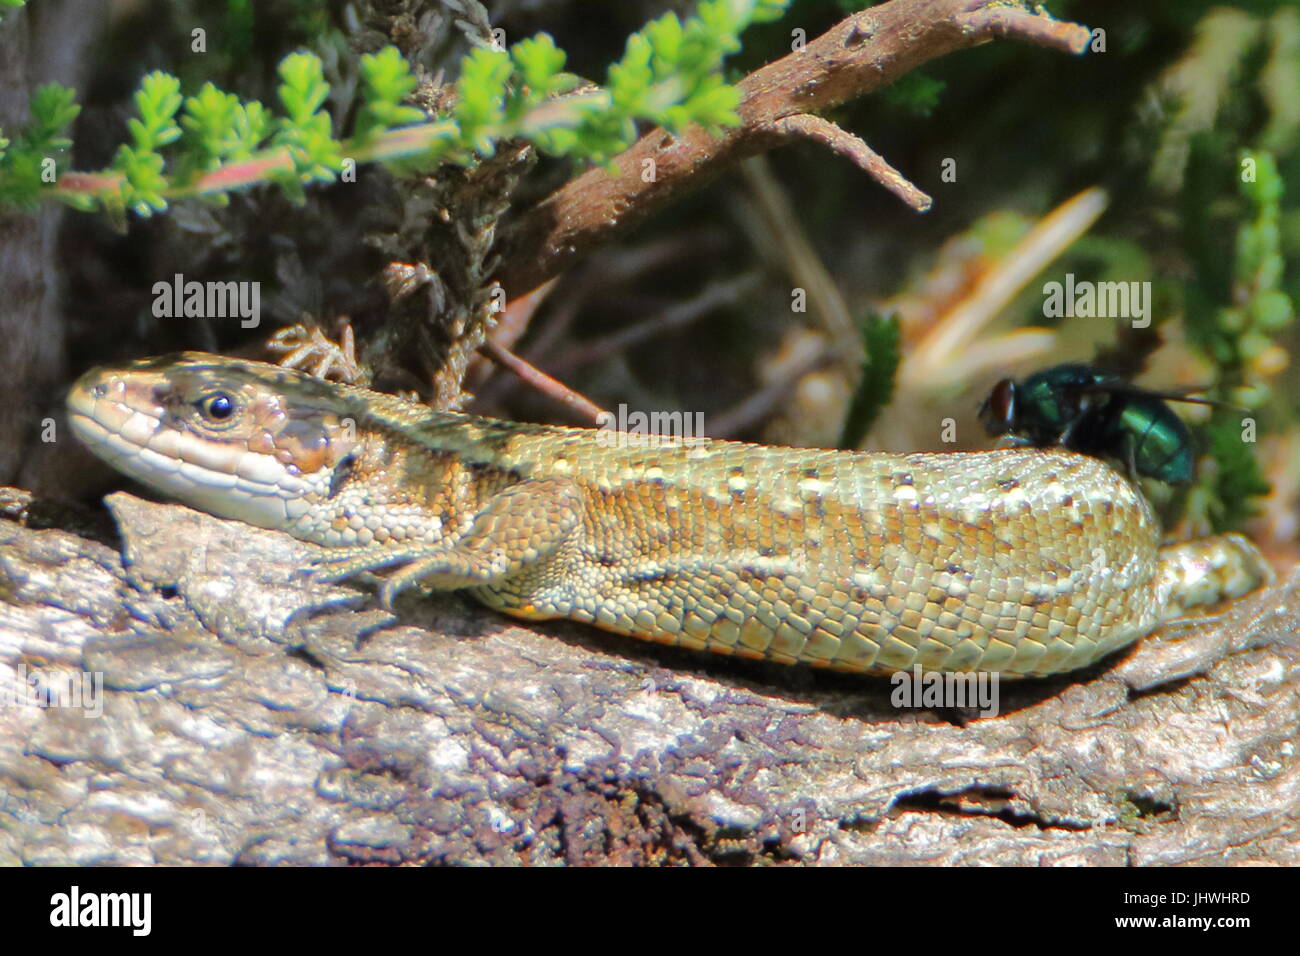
[1250,289,1294,331]
[1204,412,1271,531]
[646,14,684,75]
[277,52,330,124]
[512,34,570,97]
[839,313,902,450]
[112,143,169,216]
[356,47,424,142]
[271,51,342,188]
[453,46,512,154]
[132,72,182,150]
[29,84,81,147]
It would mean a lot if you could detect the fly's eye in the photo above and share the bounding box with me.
[990,380,1015,420]
[198,392,237,422]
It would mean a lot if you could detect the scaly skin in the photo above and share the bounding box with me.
[66,353,1270,677]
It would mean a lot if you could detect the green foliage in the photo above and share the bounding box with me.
[1181,149,1292,531]
[271,52,344,200]
[1,0,792,219]
[881,72,946,119]
[462,0,789,164]
[511,33,571,102]
[453,47,515,156]
[1144,4,1299,532]
[0,82,80,210]
[1194,152,1292,395]
[606,1,757,139]
[28,84,81,150]
[111,72,183,215]
[838,312,901,450]
[354,47,425,144]
[505,34,581,154]
[1204,151,1290,529]
[182,83,269,175]
[1201,410,1272,530]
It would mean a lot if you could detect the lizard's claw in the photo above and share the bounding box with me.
[305,553,370,586]
[308,549,431,609]
[306,556,351,585]
[376,562,437,609]
[379,576,401,611]
[307,546,416,584]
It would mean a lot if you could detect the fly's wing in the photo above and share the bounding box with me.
[1076,380,1223,408]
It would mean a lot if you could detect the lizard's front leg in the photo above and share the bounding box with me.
[312,478,583,609]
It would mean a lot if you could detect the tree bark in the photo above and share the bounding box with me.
[0,1,108,491]
[2,494,1296,865]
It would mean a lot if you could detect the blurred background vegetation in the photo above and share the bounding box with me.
[7,0,1298,562]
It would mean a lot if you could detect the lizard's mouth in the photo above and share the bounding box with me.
[67,363,320,530]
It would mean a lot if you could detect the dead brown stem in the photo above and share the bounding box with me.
[478,340,607,423]
[770,114,931,212]
[492,0,1092,300]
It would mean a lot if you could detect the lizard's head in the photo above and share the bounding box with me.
[68,352,361,530]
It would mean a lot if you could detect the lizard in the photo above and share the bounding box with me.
[65,351,1271,678]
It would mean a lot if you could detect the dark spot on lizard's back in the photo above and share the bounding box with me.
[329,454,356,498]
[456,413,556,454]
[466,458,524,484]
[997,477,1019,490]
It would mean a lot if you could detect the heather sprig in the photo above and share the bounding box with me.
[1,0,791,218]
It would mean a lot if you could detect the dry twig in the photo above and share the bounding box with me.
[493,0,1092,300]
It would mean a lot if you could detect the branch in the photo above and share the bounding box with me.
[771,114,932,212]
[493,0,1092,299]
[958,5,1094,54]
[478,340,607,423]
[544,272,763,376]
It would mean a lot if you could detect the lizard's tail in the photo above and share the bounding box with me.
[1155,533,1274,620]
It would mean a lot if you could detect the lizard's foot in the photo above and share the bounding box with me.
[309,546,512,609]
[268,321,364,384]
[308,546,428,584]
[375,551,512,608]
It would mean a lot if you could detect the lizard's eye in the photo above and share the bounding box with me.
[197,392,237,422]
